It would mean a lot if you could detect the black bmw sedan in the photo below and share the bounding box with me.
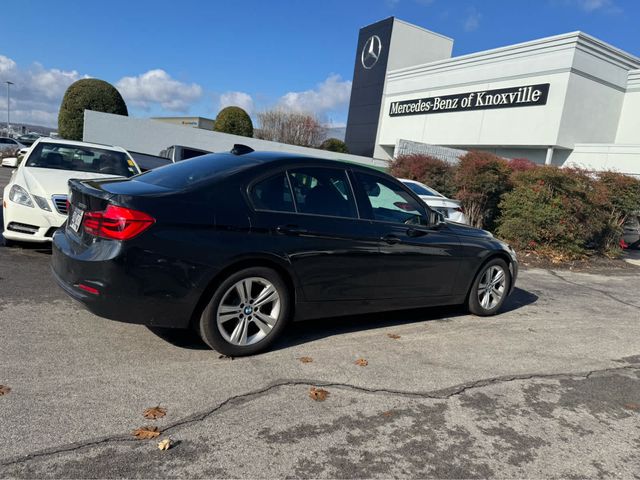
[52,149,518,356]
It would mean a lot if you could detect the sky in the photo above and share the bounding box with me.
[1,0,639,129]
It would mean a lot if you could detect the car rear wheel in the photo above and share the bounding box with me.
[199,267,291,356]
[468,258,511,316]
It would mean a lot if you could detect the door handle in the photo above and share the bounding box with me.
[276,225,308,235]
[381,234,401,245]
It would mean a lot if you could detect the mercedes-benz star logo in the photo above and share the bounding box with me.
[361,35,382,70]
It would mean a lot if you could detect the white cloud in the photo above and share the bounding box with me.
[552,0,621,13]
[116,69,202,112]
[0,54,86,127]
[463,8,482,32]
[277,74,351,117]
[219,91,254,114]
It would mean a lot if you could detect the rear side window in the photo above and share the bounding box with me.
[288,167,358,219]
[250,172,295,212]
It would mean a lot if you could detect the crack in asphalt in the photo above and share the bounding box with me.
[547,269,640,309]
[1,363,639,468]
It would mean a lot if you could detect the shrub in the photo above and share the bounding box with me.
[454,151,512,229]
[319,138,349,153]
[58,79,128,141]
[389,154,456,198]
[593,171,640,252]
[497,167,607,257]
[214,106,254,137]
[508,158,538,172]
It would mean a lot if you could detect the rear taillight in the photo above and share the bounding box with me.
[83,205,155,240]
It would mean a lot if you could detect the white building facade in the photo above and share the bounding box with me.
[345,18,640,175]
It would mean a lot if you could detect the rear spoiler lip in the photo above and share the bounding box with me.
[67,178,117,203]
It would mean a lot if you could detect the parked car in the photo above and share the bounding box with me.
[2,138,141,245]
[127,151,173,172]
[0,137,25,155]
[16,132,42,146]
[52,148,518,356]
[623,212,640,249]
[159,145,211,163]
[400,179,468,224]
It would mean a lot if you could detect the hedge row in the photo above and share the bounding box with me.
[390,152,640,258]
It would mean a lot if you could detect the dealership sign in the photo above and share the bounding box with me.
[389,83,550,117]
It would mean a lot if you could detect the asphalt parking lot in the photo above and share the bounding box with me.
[1,167,639,478]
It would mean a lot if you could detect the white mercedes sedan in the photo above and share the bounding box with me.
[400,178,468,224]
[2,138,140,245]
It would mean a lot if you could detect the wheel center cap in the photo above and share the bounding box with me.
[244,306,253,315]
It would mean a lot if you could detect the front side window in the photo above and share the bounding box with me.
[288,167,358,219]
[25,143,139,177]
[355,172,426,225]
[250,172,295,212]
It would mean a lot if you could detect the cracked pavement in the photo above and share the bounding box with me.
[2,168,640,478]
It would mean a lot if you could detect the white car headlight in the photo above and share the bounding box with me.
[9,184,34,208]
[32,195,52,211]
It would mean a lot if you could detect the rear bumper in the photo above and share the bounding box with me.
[51,229,200,328]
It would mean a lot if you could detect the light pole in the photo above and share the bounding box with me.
[6,80,14,134]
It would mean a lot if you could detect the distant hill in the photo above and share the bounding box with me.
[0,123,57,137]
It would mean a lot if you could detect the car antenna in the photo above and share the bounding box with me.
[230,144,255,155]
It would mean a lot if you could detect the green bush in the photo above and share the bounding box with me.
[214,106,253,137]
[496,167,640,258]
[389,154,456,198]
[455,151,512,229]
[319,138,349,153]
[58,79,128,141]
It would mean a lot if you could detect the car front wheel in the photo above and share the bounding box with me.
[468,258,511,316]
[199,267,291,356]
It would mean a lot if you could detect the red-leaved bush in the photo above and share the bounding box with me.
[389,154,456,198]
[455,151,512,229]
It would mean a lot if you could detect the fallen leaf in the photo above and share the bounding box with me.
[381,410,394,417]
[157,438,172,450]
[624,402,640,411]
[143,406,167,420]
[387,334,401,340]
[299,356,314,364]
[355,358,368,367]
[309,387,329,402]
[218,354,234,360]
[0,385,11,396]
[132,426,161,440]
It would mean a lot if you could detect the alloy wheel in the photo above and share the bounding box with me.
[477,265,506,310]
[216,276,281,346]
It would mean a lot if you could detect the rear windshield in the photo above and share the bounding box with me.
[26,142,138,177]
[135,153,260,189]
[404,181,438,197]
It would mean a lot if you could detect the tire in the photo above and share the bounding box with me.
[198,267,291,356]
[467,258,511,316]
[2,236,15,248]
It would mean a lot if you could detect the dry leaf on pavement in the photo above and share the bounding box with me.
[0,385,11,396]
[299,356,314,363]
[157,438,172,450]
[624,402,640,411]
[143,406,167,420]
[387,333,401,339]
[381,410,394,417]
[132,426,161,440]
[355,358,368,367]
[309,387,329,401]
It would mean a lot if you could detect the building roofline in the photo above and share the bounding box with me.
[387,30,640,80]
[392,18,454,43]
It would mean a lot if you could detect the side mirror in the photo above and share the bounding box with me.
[429,210,446,227]
[2,157,18,168]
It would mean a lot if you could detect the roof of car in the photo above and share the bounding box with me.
[223,150,385,173]
[33,137,127,153]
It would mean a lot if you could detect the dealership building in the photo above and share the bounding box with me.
[345,18,640,175]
